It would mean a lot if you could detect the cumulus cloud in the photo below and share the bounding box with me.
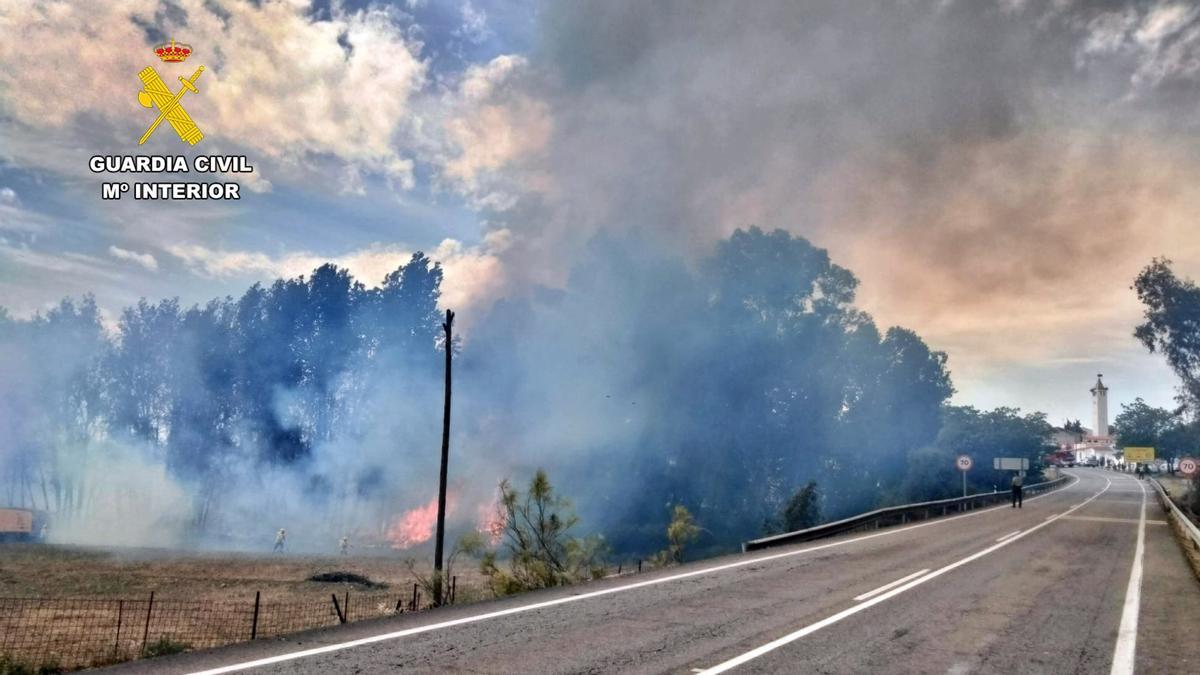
[0,0,426,187]
[0,187,17,206]
[107,245,159,271]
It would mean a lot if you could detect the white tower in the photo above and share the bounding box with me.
[1091,374,1109,438]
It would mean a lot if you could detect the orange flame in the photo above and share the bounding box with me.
[476,498,506,546]
[386,497,439,549]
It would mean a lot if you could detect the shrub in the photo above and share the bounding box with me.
[142,638,190,658]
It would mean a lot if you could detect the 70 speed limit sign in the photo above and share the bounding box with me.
[956,455,973,471]
[1181,457,1199,477]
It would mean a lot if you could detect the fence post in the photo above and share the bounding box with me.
[331,594,345,624]
[251,591,260,640]
[450,576,457,604]
[637,560,642,573]
[114,599,124,659]
[344,592,349,621]
[411,583,418,611]
[140,591,154,656]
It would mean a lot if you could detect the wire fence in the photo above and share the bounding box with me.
[0,585,441,671]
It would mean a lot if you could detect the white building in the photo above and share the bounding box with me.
[1075,374,1117,464]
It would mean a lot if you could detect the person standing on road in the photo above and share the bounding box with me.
[1011,473,1024,508]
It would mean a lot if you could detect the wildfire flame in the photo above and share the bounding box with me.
[386,497,439,549]
[385,489,505,550]
[477,498,506,546]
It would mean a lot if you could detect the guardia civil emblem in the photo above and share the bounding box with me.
[137,39,205,145]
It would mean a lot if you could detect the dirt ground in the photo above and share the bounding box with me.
[0,543,488,604]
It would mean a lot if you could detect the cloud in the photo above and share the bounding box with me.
[431,54,551,207]
[166,231,512,317]
[0,187,17,206]
[107,245,159,271]
[455,1,492,45]
[1079,2,1200,89]
[0,0,427,187]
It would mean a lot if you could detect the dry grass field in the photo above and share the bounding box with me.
[0,543,486,605]
[0,543,489,671]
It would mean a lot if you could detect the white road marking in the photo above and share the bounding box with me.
[1109,478,1147,675]
[994,529,1021,542]
[852,569,930,601]
[1063,515,1163,526]
[184,475,1082,675]
[694,477,1112,674]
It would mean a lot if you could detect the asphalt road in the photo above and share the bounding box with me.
[106,469,1200,675]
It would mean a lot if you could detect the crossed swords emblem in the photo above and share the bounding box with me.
[137,65,205,145]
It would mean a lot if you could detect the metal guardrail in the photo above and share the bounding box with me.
[743,475,1071,552]
[1151,477,1200,553]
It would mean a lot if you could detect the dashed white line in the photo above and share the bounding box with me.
[994,529,1022,542]
[853,569,930,601]
[1109,477,1147,675]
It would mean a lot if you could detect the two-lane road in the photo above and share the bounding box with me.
[108,469,1200,674]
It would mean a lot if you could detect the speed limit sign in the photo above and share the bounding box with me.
[956,455,973,471]
[1181,457,1199,477]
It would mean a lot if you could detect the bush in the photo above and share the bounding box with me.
[652,505,701,566]
[142,638,190,658]
[0,656,61,675]
[764,481,821,535]
[476,469,608,596]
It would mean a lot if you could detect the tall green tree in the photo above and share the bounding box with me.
[1134,258,1200,409]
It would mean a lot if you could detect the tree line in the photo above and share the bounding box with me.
[0,228,1059,552]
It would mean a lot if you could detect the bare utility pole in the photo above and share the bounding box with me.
[433,309,455,606]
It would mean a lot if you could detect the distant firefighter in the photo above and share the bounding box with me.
[339,536,350,555]
[274,528,287,552]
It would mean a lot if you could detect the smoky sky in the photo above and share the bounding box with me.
[476,0,1200,416]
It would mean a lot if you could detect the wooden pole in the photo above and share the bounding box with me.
[331,594,345,624]
[433,309,455,606]
[140,591,154,655]
[114,600,123,659]
[250,591,260,639]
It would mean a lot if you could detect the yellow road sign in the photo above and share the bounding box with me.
[1123,447,1155,462]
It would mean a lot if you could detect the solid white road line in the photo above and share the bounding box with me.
[694,477,1112,675]
[852,569,930,601]
[185,475,1084,675]
[994,529,1021,542]
[1109,477,1147,675]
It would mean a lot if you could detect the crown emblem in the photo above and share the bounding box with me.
[154,38,192,63]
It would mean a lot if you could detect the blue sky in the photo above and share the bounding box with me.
[2,0,1199,425]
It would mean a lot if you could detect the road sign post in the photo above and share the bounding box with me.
[1180,457,1198,478]
[1124,447,1155,464]
[993,457,1029,472]
[956,455,973,497]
